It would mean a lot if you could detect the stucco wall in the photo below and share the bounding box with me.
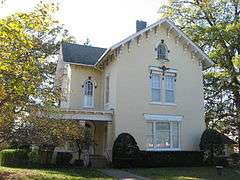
[69,65,103,110]
[113,25,206,151]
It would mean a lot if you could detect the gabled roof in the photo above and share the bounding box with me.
[95,19,214,69]
[62,43,106,66]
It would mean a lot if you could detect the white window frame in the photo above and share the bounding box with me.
[144,114,182,151]
[83,80,94,108]
[105,75,110,105]
[150,73,161,103]
[149,67,177,106]
[165,75,175,103]
[157,44,168,60]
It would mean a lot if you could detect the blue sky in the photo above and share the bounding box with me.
[0,0,168,47]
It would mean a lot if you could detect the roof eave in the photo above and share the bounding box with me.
[95,18,214,69]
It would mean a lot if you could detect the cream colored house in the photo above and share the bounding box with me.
[55,19,213,162]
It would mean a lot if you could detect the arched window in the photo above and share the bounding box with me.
[156,41,168,60]
[84,80,94,107]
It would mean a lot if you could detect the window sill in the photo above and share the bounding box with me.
[146,148,181,151]
[82,106,94,109]
[149,102,177,106]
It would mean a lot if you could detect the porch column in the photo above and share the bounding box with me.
[105,122,113,160]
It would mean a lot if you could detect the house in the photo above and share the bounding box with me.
[55,19,214,164]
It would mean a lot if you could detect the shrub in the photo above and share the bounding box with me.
[0,149,28,167]
[56,152,73,167]
[214,156,229,167]
[112,133,140,168]
[139,151,203,167]
[113,150,204,168]
[199,129,224,165]
[28,149,40,165]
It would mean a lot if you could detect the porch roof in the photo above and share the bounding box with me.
[56,109,113,122]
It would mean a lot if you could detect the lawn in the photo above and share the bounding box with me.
[129,167,240,180]
[0,166,113,180]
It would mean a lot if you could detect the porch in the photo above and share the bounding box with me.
[52,109,114,166]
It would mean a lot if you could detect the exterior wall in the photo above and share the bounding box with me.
[68,65,103,110]
[113,25,205,151]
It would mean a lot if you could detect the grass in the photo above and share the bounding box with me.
[129,167,240,180]
[0,166,113,180]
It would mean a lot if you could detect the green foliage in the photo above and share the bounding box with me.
[0,2,74,144]
[159,0,240,150]
[200,129,224,165]
[112,133,139,168]
[28,149,40,165]
[0,149,28,167]
[56,152,73,167]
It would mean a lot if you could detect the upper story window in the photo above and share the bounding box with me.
[165,76,175,103]
[151,74,161,102]
[83,80,94,107]
[150,70,176,104]
[156,40,168,60]
[105,75,110,104]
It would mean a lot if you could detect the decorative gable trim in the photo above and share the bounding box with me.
[95,19,214,69]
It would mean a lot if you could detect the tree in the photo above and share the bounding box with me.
[159,0,240,152]
[0,2,74,144]
[200,129,224,164]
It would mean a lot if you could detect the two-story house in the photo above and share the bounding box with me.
[55,19,213,163]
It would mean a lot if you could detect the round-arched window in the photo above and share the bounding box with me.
[84,80,94,107]
[157,42,168,60]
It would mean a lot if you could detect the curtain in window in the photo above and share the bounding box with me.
[165,76,175,103]
[84,80,93,107]
[155,122,170,148]
[146,121,180,149]
[151,74,161,102]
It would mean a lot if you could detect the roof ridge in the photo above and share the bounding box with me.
[62,42,106,50]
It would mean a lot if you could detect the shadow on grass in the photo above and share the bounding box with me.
[128,167,240,180]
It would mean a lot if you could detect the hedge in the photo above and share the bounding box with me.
[113,150,204,168]
[56,152,73,167]
[0,149,28,167]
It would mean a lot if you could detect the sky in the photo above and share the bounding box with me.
[0,0,168,48]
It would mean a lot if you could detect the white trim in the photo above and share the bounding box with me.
[146,148,181,151]
[149,102,177,106]
[66,62,95,67]
[149,66,178,74]
[144,114,183,122]
[104,74,110,106]
[95,19,214,68]
[83,79,95,108]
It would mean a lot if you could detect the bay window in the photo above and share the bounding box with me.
[146,120,180,150]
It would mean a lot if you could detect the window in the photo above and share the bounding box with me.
[165,76,175,103]
[84,80,94,107]
[146,121,180,150]
[151,74,161,102]
[105,76,110,104]
[157,44,167,59]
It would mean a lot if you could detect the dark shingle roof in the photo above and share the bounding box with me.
[62,43,106,65]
